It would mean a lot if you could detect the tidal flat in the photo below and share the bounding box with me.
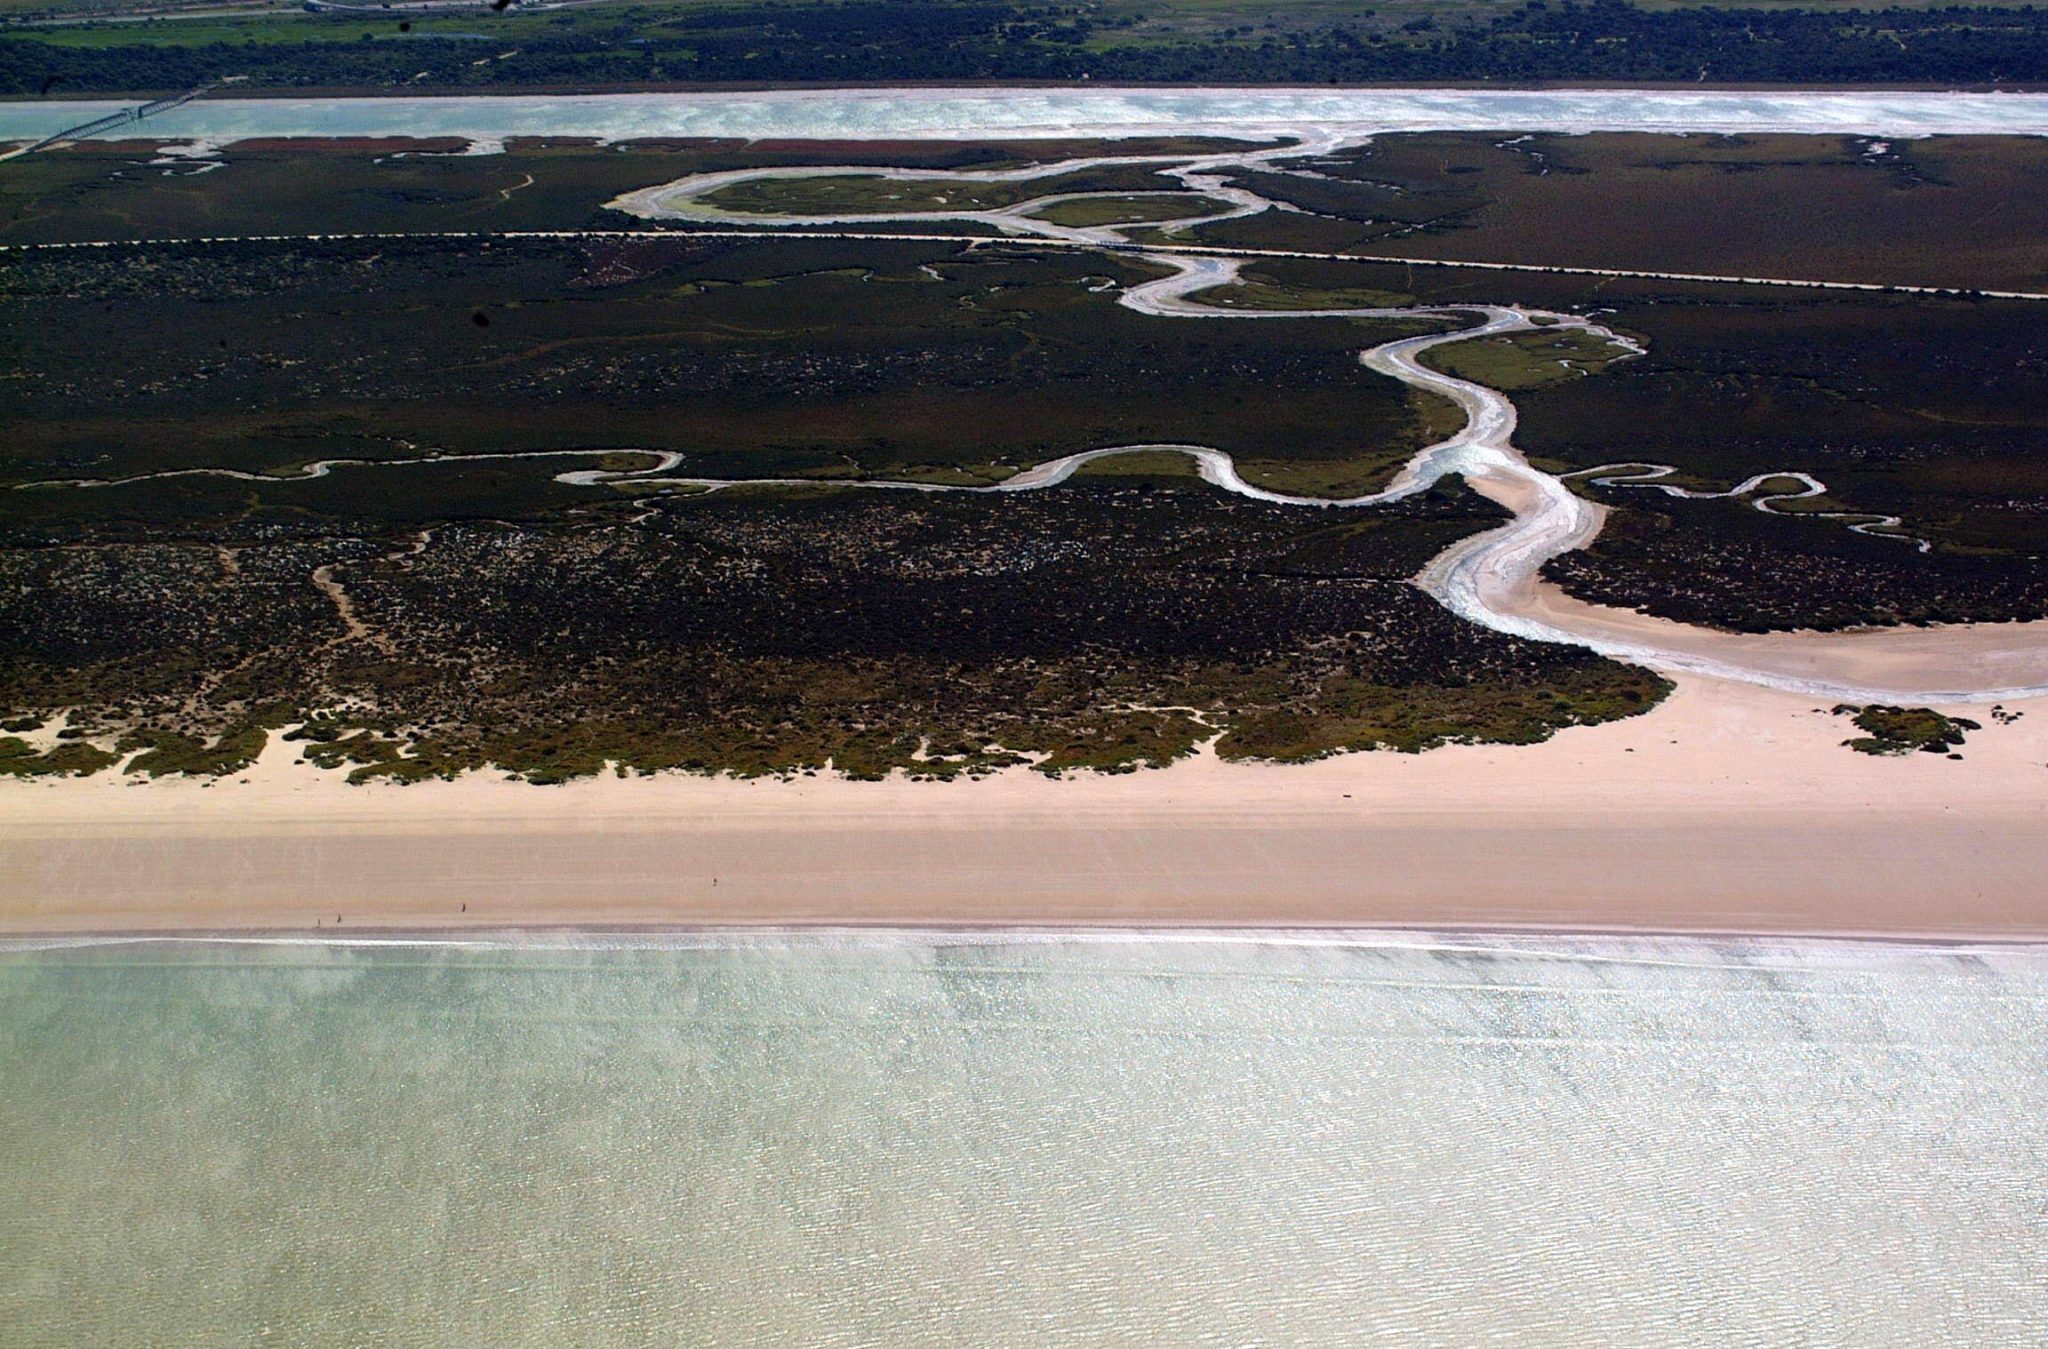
[3,117,2046,785]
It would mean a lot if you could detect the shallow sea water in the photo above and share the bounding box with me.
[1,932,2044,1345]
[6,88,2048,146]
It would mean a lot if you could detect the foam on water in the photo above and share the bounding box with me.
[2,931,2043,1344]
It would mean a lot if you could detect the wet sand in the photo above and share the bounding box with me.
[4,675,2045,939]
[1465,466,2048,696]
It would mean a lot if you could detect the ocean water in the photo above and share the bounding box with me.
[2,932,2044,1345]
[5,87,2048,146]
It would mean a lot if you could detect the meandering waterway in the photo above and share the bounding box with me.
[16,90,2048,703]
[605,143,2048,702]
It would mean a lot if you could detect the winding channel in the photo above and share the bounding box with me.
[21,138,2048,704]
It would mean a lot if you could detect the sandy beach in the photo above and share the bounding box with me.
[4,674,2045,938]
[10,100,2048,944]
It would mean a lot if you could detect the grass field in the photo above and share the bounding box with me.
[1422,328,1638,392]
[1189,277,1419,311]
[1025,193,1230,228]
[1071,450,1203,480]
[701,165,1185,219]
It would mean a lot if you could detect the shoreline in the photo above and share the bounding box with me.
[8,921,2048,951]
[7,81,2048,106]
[7,102,2047,938]
[7,674,2047,939]
[10,86,2048,147]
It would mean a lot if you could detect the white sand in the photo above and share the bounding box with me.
[3,675,2045,938]
[1459,462,2048,700]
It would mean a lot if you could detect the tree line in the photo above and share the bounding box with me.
[6,1,2048,95]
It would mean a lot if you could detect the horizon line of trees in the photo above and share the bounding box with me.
[8,1,2048,96]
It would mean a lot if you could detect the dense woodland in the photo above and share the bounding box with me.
[6,2,2048,95]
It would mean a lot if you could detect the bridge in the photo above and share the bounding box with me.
[1,82,224,161]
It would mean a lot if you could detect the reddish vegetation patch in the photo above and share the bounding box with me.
[574,237,712,289]
[222,137,470,154]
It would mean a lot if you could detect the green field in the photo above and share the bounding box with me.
[1422,328,1639,392]
[1189,278,1419,312]
[701,165,1186,219]
[1026,193,1230,228]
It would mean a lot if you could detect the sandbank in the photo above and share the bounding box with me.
[3,675,2044,939]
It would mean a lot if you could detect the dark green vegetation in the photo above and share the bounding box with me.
[699,163,1185,218]
[1189,133,2048,294]
[1834,704,1980,756]
[1421,327,1635,391]
[1192,278,1417,312]
[1,232,1455,499]
[1543,500,2048,633]
[1509,286,2048,630]
[118,724,269,775]
[0,477,1670,783]
[1217,254,2048,630]
[0,225,1664,780]
[14,131,2046,294]
[6,1,2048,93]
[1024,192,1226,227]
[6,131,2047,783]
[0,135,1249,245]
[0,735,120,776]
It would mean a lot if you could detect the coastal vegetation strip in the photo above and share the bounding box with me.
[0,484,1672,784]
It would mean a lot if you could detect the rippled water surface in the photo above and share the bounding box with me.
[6,88,2048,145]
[2,933,2044,1345]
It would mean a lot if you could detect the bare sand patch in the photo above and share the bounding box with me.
[1512,571,2048,696]
[1464,461,2048,697]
